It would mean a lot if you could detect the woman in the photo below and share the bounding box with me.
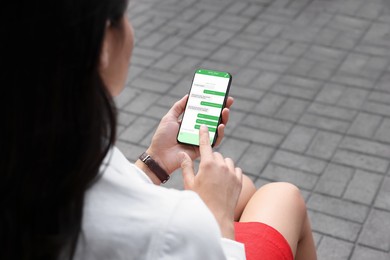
[1,0,317,259]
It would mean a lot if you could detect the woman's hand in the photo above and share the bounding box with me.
[145,95,233,175]
[179,125,243,240]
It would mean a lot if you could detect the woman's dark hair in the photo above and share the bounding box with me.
[1,0,128,259]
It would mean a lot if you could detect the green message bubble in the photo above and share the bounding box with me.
[200,101,222,108]
[203,89,226,96]
[196,119,218,127]
[197,113,219,121]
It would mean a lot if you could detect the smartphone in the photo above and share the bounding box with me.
[177,69,232,147]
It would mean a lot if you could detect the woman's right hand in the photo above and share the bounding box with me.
[178,125,243,240]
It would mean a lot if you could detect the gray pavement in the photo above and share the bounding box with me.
[116,0,390,259]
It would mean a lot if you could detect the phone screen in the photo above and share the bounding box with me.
[177,69,232,146]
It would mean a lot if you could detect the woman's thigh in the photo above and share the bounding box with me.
[239,182,307,257]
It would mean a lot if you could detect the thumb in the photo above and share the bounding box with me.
[178,152,194,190]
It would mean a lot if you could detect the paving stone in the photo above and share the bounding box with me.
[217,138,251,162]
[275,98,309,121]
[340,53,370,75]
[272,83,318,99]
[312,232,322,247]
[337,87,369,109]
[170,56,202,74]
[272,150,327,174]
[331,73,375,89]
[315,83,346,105]
[280,75,323,89]
[117,111,137,127]
[332,150,389,173]
[375,72,390,93]
[263,38,290,53]
[224,109,246,132]
[281,125,317,153]
[231,126,283,147]
[241,4,265,19]
[314,26,339,46]
[140,69,182,84]
[283,42,309,57]
[356,2,383,19]
[139,128,156,147]
[351,245,390,260]
[317,236,354,260]
[130,77,172,93]
[191,10,219,25]
[139,32,168,48]
[375,118,390,143]
[374,176,390,211]
[237,144,274,175]
[299,113,350,133]
[343,170,383,205]
[308,103,357,121]
[114,87,138,109]
[229,86,265,101]
[119,116,159,143]
[244,19,268,34]
[152,53,183,70]
[250,71,280,91]
[193,27,235,45]
[227,34,268,52]
[307,193,369,223]
[315,163,354,197]
[348,112,382,138]
[304,45,346,63]
[123,91,161,114]
[369,91,390,105]
[242,114,293,134]
[339,136,390,159]
[253,93,286,115]
[288,58,316,77]
[306,131,343,160]
[309,211,361,242]
[231,98,257,112]
[144,105,169,120]
[250,53,296,73]
[261,163,318,190]
[309,62,339,81]
[162,168,184,190]
[210,14,250,32]
[359,209,390,251]
[174,45,211,59]
[234,68,261,86]
[363,101,390,117]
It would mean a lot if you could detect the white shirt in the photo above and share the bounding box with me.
[74,147,246,260]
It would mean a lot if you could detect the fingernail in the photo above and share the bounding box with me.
[201,124,208,131]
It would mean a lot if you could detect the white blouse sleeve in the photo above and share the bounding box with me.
[154,191,246,260]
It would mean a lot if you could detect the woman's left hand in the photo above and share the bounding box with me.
[145,95,233,175]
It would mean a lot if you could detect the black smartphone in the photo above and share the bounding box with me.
[177,69,232,147]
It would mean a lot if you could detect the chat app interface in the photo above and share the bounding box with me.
[178,69,231,146]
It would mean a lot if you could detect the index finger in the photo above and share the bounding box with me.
[199,124,213,156]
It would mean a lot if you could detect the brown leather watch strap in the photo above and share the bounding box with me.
[139,152,170,183]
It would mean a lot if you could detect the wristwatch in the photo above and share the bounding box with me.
[139,152,170,183]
